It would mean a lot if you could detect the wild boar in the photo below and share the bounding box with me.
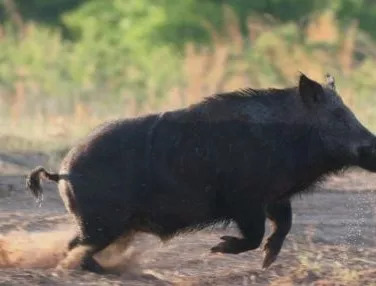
[27,73,376,273]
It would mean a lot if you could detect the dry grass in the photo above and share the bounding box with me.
[2,9,376,151]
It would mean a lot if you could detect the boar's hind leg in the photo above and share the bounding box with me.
[211,204,265,254]
[67,234,80,251]
[59,227,133,273]
[57,241,105,273]
[262,200,292,269]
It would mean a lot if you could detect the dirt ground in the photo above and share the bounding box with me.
[1,152,376,286]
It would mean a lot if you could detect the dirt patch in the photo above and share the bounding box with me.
[0,153,376,285]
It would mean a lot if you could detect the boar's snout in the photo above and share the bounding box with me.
[357,138,376,172]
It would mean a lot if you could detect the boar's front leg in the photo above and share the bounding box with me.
[262,200,292,268]
[211,204,265,254]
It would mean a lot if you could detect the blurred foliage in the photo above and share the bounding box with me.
[2,0,376,147]
[0,0,84,25]
[4,0,376,39]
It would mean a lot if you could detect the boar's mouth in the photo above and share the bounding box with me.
[357,141,376,172]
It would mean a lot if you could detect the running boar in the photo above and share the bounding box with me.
[27,73,376,273]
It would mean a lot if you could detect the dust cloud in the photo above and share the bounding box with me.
[0,227,74,269]
[0,226,141,274]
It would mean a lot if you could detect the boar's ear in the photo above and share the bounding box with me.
[325,73,336,91]
[298,73,324,107]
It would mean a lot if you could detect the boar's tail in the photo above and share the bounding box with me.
[26,166,60,206]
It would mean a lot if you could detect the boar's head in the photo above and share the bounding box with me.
[299,73,376,172]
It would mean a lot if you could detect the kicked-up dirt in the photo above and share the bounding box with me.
[0,152,376,285]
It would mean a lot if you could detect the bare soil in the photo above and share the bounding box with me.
[0,152,376,286]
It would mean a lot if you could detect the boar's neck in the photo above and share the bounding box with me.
[277,125,346,200]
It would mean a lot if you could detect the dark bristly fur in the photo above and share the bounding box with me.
[26,73,376,273]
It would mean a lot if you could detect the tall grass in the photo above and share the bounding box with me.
[2,10,376,151]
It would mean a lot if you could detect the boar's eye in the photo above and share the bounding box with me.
[332,108,351,129]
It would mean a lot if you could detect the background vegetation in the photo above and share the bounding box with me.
[1,0,376,150]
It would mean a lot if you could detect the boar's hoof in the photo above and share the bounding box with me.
[81,256,105,274]
[262,237,283,269]
[262,249,278,269]
[211,236,251,254]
